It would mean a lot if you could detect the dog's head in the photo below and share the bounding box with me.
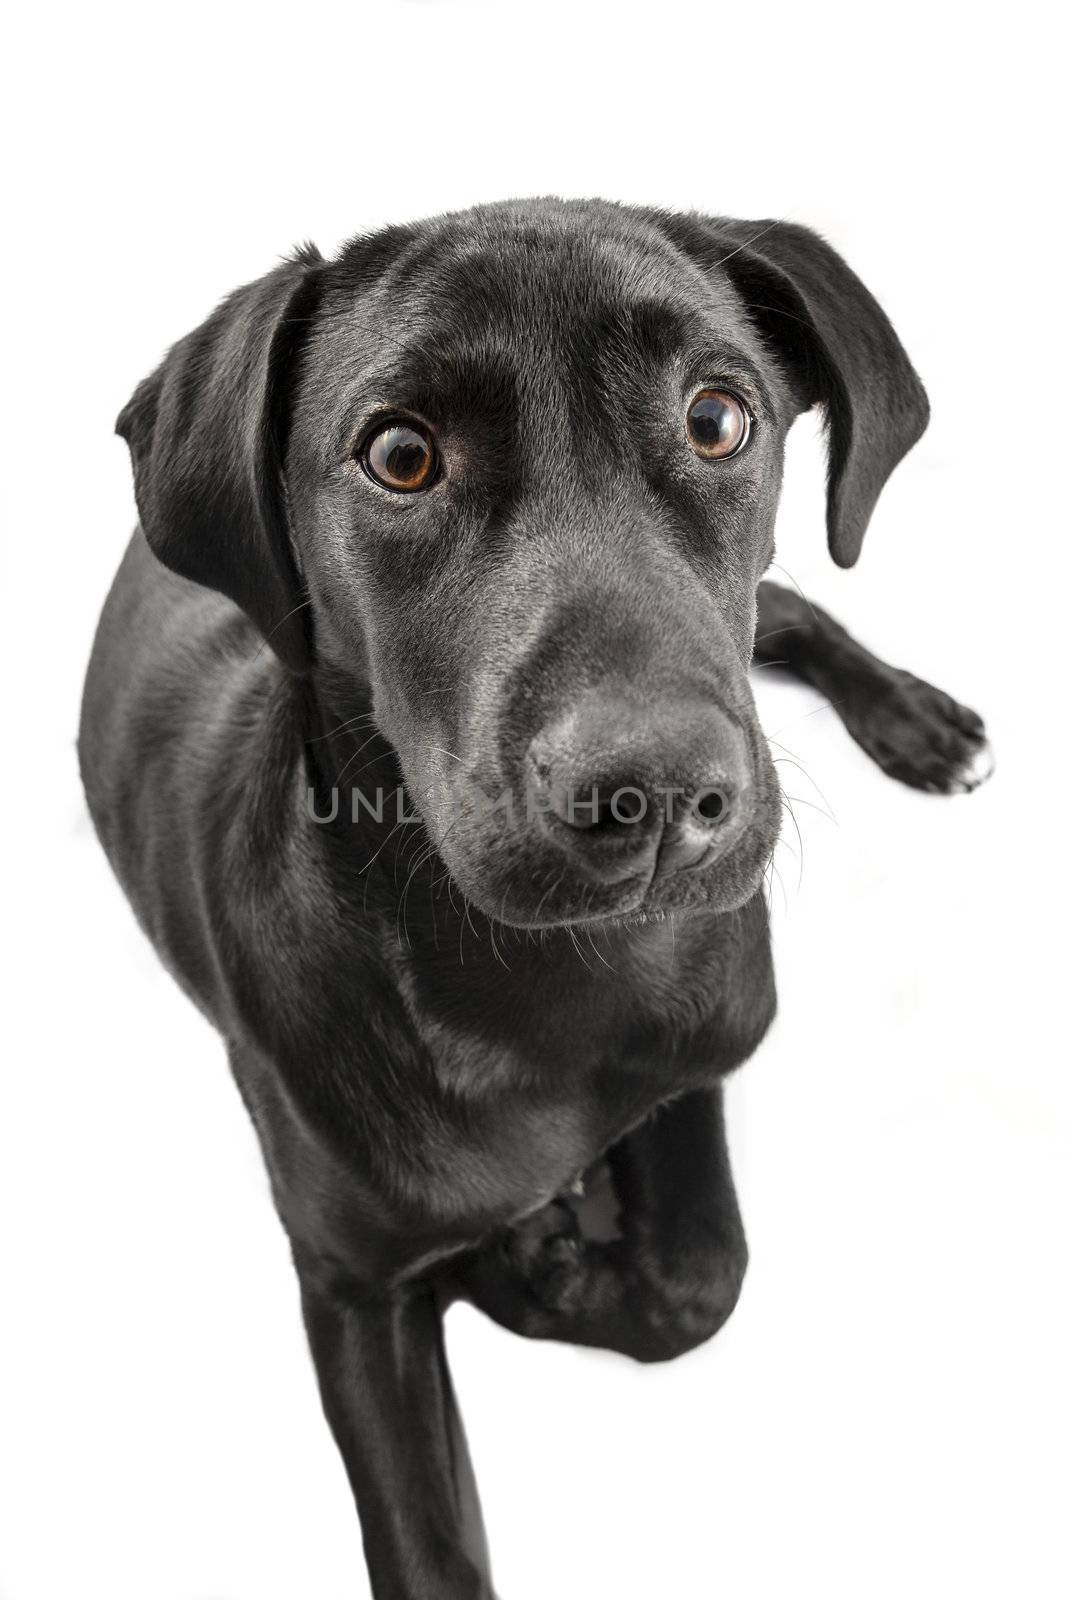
[118,200,928,927]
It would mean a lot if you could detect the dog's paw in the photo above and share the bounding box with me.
[637,1243,749,1361]
[503,1200,587,1314]
[840,668,994,795]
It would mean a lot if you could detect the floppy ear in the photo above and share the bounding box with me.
[658,215,930,567]
[116,246,324,670]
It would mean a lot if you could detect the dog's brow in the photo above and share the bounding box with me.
[369,339,512,391]
[680,343,781,420]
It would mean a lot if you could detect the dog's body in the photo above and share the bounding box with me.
[80,199,990,1597]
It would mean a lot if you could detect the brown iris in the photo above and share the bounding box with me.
[686,389,751,459]
[362,421,437,492]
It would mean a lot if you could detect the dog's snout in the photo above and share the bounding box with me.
[526,697,752,885]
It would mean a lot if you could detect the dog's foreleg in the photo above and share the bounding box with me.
[297,1271,494,1600]
[754,579,993,792]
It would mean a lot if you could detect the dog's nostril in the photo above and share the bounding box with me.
[692,786,732,824]
[557,785,646,829]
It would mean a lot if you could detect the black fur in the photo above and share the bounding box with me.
[80,198,990,1598]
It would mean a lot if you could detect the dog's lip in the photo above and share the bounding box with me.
[495,814,764,930]
[498,871,651,931]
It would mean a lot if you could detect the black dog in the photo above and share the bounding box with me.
[80,199,991,1598]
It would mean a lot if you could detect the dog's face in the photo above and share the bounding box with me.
[290,204,789,924]
[119,200,929,928]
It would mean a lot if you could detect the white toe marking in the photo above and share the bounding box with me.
[951,738,995,792]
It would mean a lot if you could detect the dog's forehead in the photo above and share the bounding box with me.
[345,199,716,316]
[418,211,693,317]
[312,202,764,426]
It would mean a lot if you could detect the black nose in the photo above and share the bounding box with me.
[526,697,752,883]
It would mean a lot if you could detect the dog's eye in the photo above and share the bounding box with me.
[361,421,437,492]
[686,390,751,459]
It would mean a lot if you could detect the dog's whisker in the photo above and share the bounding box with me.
[708,219,785,274]
[768,697,849,740]
[487,905,510,970]
[308,711,379,745]
[753,623,810,646]
[779,791,806,885]
[744,300,821,337]
[567,924,593,972]
[767,853,788,913]
[342,745,400,789]
[463,893,482,944]
[767,563,819,626]
[254,595,313,660]
[356,814,409,879]
[586,923,617,972]
[395,818,458,948]
[769,747,838,824]
[781,790,838,827]
[334,727,392,788]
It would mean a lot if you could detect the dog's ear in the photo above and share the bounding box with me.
[658,216,929,566]
[116,247,324,670]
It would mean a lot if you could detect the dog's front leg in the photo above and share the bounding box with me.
[297,1270,494,1600]
[754,578,992,792]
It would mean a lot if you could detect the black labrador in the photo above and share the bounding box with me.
[79,199,991,1598]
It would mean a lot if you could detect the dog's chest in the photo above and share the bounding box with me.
[238,899,774,1272]
[387,902,774,1192]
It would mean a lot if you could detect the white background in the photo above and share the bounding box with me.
[3,2,1064,1596]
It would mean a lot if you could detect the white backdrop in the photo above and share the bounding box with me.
[3,2,1063,1596]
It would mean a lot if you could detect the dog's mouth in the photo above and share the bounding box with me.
[416,758,781,931]
[445,832,775,931]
